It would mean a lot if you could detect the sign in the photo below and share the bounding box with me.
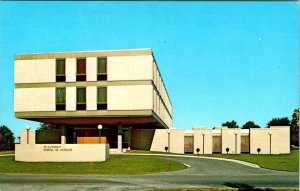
[43,145,72,152]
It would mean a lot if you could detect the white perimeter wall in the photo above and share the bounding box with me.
[250,126,290,154]
[193,128,213,154]
[150,129,184,154]
[15,144,109,162]
[221,128,241,154]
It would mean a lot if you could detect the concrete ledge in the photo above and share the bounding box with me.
[15,144,109,162]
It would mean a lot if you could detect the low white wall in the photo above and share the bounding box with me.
[15,144,109,162]
[150,129,184,154]
[221,128,241,154]
[250,126,290,154]
[193,128,213,154]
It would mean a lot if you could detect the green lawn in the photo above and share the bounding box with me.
[127,150,299,172]
[205,150,299,172]
[0,155,186,174]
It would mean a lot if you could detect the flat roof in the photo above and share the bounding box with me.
[15,48,152,60]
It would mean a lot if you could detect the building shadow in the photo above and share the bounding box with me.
[223,182,273,191]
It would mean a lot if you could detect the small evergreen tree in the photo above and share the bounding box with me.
[222,120,239,128]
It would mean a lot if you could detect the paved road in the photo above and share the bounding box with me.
[0,156,298,191]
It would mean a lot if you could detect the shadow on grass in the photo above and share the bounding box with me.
[223,182,273,191]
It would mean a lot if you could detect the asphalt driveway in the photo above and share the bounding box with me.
[0,155,298,191]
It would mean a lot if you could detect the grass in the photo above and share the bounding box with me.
[127,150,299,172]
[0,155,186,174]
[0,151,14,155]
[205,150,299,172]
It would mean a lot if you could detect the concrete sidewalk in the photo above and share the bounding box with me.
[123,153,260,168]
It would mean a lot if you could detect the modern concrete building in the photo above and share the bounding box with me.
[14,48,172,161]
[14,48,290,162]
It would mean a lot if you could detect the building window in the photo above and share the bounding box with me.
[97,87,107,110]
[76,58,86,81]
[77,88,86,110]
[56,59,65,82]
[56,88,66,110]
[97,58,107,81]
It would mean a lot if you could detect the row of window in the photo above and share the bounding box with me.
[56,58,107,82]
[56,87,107,111]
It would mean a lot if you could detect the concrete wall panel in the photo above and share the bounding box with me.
[86,86,97,110]
[193,128,213,154]
[66,87,76,111]
[150,129,184,154]
[66,58,76,82]
[270,126,290,154]
[107,85,152,110]
[107,55,152,81]
[86,57,97,81]
[15,144,109,162]
[14,88,55,112]
[15,59,55,83]
[170,129,184,153]
[222,128,241,154]
[250,126,290,154]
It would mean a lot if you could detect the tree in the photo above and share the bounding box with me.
[242,121,261,129]
[267,117,290,127]
[222,120,239,128]
[290,109,299,146]
[37,123,59,130]
[0,125,15,151]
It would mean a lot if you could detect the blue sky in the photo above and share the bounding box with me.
[0,2,298,137]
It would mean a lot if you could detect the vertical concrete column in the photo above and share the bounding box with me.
[29,130,36,144]
[128,127,132,150]
[20,130,27,145]
[117,123,123,152]
[61,125,66,144]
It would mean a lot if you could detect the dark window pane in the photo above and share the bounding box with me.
[97,87,107,103]
[56,76,65,82]
[97,74,107,81]
[56,105,66,111]
[76,75,86,81]
[77,88,86,103]
[56,88,65,104]
[97,104,107,110]
[98,58,107,74]
[77,104,86,110]
[56,59,65,75]
[77,59,86,74]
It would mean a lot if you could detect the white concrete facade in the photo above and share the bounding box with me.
[149,126,290,155]
[16,130,109,162]
[14,49,291,162]
[14,48,172,128]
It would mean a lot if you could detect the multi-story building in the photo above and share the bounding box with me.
[14,48,172,154]
[14,48,290,162]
